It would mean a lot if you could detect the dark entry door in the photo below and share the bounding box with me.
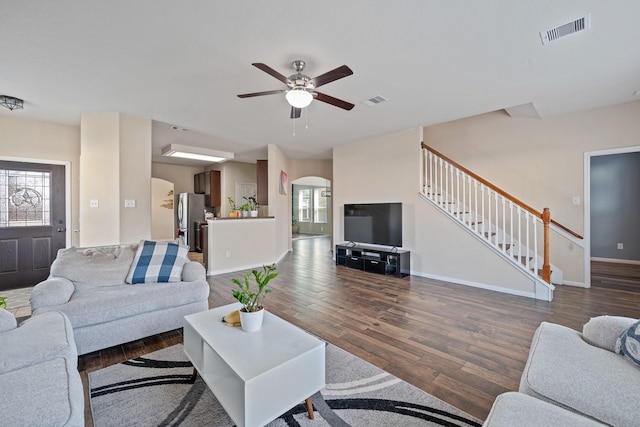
[0,161,66,290]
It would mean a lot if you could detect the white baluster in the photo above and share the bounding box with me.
[533,216,538,274]
[509,201,514,255]
[502,198,506,250]
[517,206,522,265]
[525,211,531,270]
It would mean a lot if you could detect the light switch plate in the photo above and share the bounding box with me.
[124,199,136,208]
[90,199,99,208]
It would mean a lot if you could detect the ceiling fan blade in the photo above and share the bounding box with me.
[314,91,355,111]
[290,107,301,119]
[237,89,285,98]
[311,65,353,88]
[252,63,289,85]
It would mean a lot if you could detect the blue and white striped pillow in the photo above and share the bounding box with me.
[125,240,189,284]
[615,319,640,367]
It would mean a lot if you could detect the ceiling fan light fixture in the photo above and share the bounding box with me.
[286,88,313,108]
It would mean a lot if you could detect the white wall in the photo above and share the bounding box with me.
[152,162,204,196]
[119,114,152,242]
[267,144,291,261]
[333,128,540,298]
[80,113,151,246]
[151,177,175,240]
[208,161,256,216]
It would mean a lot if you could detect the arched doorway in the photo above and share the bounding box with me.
[291,176,332,242]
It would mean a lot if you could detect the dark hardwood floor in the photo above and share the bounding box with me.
[79,236,640,424]
[591,260,640,292]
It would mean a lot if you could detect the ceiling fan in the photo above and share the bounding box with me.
[237,60,354,119]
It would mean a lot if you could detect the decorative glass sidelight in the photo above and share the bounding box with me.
[0,169,51,227]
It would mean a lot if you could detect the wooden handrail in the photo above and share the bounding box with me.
[421,142,583,240]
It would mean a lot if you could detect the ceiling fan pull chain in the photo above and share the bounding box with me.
[292,114,296,136]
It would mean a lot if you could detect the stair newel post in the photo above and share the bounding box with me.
[542,207,551,284]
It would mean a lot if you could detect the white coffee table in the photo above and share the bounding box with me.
[183,302,325,427]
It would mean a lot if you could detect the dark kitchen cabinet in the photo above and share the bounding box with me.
[205,170,221,207]
[256,160,268,206]
[194,172,206,194]
[195,171,221,207]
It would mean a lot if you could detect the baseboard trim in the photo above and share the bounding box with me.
[410,270,537,300]
[562,280,586,288]
[591,257,640,265]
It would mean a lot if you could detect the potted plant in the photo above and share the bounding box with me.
[292,216,299,234]
[228,197,239,218]
[0,296,6,310]
[244,196,259,217]
[232,263,278,332]
[238,201,251,218]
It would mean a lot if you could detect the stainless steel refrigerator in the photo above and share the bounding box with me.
[177,193,205,250]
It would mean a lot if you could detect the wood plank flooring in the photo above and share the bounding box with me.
[79,236,640,423]
[591,260,640,292]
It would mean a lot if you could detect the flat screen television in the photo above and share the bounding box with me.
[344,202,402,247]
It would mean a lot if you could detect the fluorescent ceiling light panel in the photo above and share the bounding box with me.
[162,144,234,163]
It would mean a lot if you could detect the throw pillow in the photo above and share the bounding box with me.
[615,319,640,366]
[125,240,189,284]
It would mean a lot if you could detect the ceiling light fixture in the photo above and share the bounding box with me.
[285,88,313,109]
[161,144,234,163]
[0,95,24,111]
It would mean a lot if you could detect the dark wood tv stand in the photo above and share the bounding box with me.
[335,243,410,278]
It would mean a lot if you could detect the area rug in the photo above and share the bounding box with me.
[89,344,481,427]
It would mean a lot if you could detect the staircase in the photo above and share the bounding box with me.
[421,143,557,301]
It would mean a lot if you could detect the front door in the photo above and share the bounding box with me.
[0,161,66,290]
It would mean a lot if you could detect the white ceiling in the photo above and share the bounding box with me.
[2,1,640,166]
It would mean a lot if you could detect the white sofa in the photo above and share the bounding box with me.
[30,242,210,355]
[484,316,639,426]
[0,309,84,426]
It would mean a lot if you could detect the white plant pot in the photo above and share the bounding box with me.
[239,308,264,332]
[250,210,258,217]
[242,210,249,218]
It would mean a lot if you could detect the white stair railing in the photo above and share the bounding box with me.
[421,143,554,295]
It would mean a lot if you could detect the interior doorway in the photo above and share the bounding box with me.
[585,146,640,290]
[291,176,332,243]
[0,160,66,290]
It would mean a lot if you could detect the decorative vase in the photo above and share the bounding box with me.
[239,308,264,332]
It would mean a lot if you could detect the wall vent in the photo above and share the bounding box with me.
[540,13,591,45]
[361,95,388,106]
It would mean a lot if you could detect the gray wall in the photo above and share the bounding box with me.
[591,151,640,260]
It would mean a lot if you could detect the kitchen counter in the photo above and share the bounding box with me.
[204,216,274,221]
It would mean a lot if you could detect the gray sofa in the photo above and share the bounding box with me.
[30,242,210,355]
[0,308,84,426]
[484,316,639,426]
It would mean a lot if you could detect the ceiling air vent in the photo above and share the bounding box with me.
[540,13,591,45]
[361,95,388,107]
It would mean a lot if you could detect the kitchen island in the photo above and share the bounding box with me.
[206,217,277,275]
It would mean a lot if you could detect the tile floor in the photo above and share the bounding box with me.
[2,286,33,318]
